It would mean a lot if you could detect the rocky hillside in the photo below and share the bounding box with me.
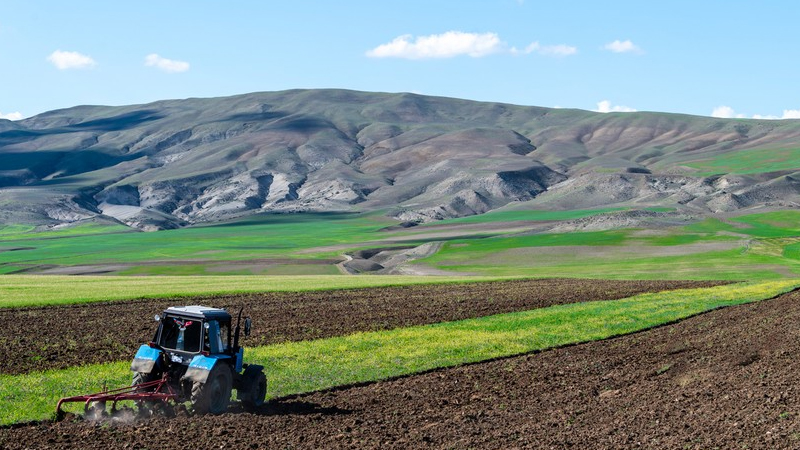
[1,89,799,230]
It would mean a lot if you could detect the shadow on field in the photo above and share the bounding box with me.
[232,400,352,417]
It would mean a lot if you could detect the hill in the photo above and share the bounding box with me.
[1,89,800,231]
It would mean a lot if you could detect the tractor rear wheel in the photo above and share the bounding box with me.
[132,371,158,390]
[191,364,232,415]
[132,371,161,415]
[242,371,267,411]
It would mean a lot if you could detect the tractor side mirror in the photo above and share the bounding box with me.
[244,317,252,337]
[154,314,161,322]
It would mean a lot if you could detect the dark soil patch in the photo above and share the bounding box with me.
[4,288,799,449]
[0,279,720,375]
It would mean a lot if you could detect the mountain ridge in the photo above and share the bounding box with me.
[1,89,799,231]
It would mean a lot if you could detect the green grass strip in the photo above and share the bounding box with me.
[1,280,796,425]
[0,275,511,308]
[255,280,798,395]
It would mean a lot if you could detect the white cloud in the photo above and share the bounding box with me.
[144,53,190,73]
[711,106,745,118]
[781,109,800,119]
[0,111,23,121]
[366,31,504,59]
[751,113,779,120]
[594,100,637,113]
[47,50,96,69]
[603,40,642,54]
[523,42,577,57]
[751,109,800,120]
[712,106,800,120]
[367,31,577,59]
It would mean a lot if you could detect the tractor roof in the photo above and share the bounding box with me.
[163,305,232,321]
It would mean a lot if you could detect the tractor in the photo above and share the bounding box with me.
[57,305,266,418]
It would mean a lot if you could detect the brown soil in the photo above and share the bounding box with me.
[4,288,800,449]
[0,279,719,375]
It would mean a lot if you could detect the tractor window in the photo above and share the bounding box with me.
[158,317,203,353]
[202,320,230,353]
[219,322,230,351]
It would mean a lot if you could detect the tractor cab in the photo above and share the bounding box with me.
[154,306,234,356]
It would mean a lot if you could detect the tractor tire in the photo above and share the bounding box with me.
[241,371,267,411]
[191,364,233,415]
[132,371,158,390]
[132,371,160,413]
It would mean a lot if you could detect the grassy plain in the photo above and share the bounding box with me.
[417,207,629,225]
[0,275,509,308]
[685,147,800,176]
[2,280,796,425]
[0,212,392,275]
[420,211,800,280]
[0,223,130,241]
[0,209,797,279]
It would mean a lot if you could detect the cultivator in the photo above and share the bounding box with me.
[56,305,266,421]
[56,374,179,420]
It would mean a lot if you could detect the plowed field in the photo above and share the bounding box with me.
[6,279,794,449]
[0,279,719,375]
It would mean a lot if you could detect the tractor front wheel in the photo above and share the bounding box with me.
[191,364,232,415]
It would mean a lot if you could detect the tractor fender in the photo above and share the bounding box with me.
[242,364,264,377]
[236,364,266,405]
[182,354,231,384]
[131,344,161,374]
[235,363,264,389]
[235,347,244,374]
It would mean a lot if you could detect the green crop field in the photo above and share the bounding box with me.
[0,223,131,241]
[0,212,390,268]
[418,207,629,225]
[0,212,404,276]
[0,209,798,279]
[416,211,800,280]
[1,280,796,426]
[0,274,510,308]
[685,147,800,176]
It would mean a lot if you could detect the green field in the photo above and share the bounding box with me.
[0,275,510,308]
[418,207,629,225]
[0,209,798,280]
[686,147,800,176]
[1,207,797,426]
[418,211,800,280]
[0,222,131,241]
[0,212,390,272]
[2,280,795,426]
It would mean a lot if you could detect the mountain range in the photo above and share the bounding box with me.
[2,89,799,231]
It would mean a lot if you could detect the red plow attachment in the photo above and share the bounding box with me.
[56,374,178,420]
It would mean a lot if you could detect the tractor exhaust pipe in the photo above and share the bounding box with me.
[233,307,243,354]
[233,307,253,353]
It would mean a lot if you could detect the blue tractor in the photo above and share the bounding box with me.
[129,305,267,414]
[57,305,265,418]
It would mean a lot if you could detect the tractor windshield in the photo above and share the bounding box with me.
[158,317,203,353]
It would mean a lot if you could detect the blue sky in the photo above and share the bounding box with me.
[1,1,798,120]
